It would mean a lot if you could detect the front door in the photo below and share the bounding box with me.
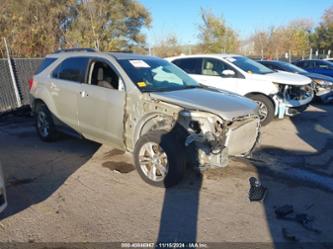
[192,58,243,94]
[78,59,126,147]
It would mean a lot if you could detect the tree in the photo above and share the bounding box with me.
[251,19,312,59]
[64,0,151,51]
[251,30,270,58]
[311,5,333,51]
[198,9,239,53]
[0,0,75,57]
[152,34,182,57]
[0,0,151,57]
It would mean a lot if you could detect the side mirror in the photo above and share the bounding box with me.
[222,69,236,77]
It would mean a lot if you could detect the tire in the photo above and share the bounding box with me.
[35,104,58,142]
[248,94,275,126]
[134,130,186,188]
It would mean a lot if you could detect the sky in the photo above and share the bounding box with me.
[139,0,333,46]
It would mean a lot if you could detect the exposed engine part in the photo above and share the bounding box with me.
[273,83,314,119]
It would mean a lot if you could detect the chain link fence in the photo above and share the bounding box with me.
[0,58,42,113]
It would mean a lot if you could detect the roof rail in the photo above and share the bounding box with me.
[108,50,133,53]
[53,48,98,54]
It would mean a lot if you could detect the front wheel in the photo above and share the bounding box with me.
[247,94,275,126]
[134,130,186,188]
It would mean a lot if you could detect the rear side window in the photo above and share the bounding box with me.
[299,61,312,69]
[52,57,89,83]
[172,58,202,74]
[316,61,332,69]
[35,58,57,74]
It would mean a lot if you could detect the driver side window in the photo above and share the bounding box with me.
[201,58,235,78]
[88,60,123,90]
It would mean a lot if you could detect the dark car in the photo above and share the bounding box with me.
[258,60,333,103]
[293,59,333,77]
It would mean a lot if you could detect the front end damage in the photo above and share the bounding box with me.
[272,84,314,118]
[312,80,333,103]
[126,93,261,170]
[179,111,261,169]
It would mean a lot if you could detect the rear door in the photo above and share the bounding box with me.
[50,57,89,131]
[77,58,126,147]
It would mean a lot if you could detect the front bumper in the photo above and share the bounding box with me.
[273,84,314,118]
[189,116,261,168]
[316,87,333,103]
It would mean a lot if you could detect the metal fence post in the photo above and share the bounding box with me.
[3,38,21,108]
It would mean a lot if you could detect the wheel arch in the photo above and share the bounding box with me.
[245,92,276,109]
[132,113,175,148]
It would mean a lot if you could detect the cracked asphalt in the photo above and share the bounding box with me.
[0,104,332,244]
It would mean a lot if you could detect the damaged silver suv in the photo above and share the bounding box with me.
[30,49,261,187]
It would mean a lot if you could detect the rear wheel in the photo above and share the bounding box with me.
[35,104,58,142]
[134,130,186,188]
[248,94,275,126]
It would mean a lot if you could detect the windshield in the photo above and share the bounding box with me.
[118,58,199,92]
[278,61,307,73]
[227,56,274,74]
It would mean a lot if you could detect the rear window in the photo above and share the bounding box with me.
[35,58,57,74]
[172,58,202,74]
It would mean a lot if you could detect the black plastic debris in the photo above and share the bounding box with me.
[296,213,321,234]
[248,177,267,201]
[275,205,322,236]
[275,205,294,218]
[282,228,298,242]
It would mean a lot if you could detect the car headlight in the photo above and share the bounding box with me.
[313,79,333,87]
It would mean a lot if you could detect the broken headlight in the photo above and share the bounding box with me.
[313,79,333,88]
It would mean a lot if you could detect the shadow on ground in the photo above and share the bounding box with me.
[0,115,100,219]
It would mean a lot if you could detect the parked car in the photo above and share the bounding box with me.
[293,59,333,77]
[324,58,333,63]
[0,162,7,213]
[30,49,261,187]
[167,55,314,125]
[258,60,333,103]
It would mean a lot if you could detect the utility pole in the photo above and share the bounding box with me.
[3,38,21,108]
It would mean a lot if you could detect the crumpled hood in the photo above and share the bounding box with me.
[149,88,258,121]
[247,71,312,86]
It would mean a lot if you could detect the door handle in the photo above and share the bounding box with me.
[80,91,88,97]
[50,82,56,90]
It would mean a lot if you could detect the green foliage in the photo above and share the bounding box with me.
[251,20,311,58]
[311,6,333,51]
[152,34,182,57]
[198,9,239,53]
[0,0,151,57]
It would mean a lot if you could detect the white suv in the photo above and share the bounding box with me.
[167,55,314,125]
